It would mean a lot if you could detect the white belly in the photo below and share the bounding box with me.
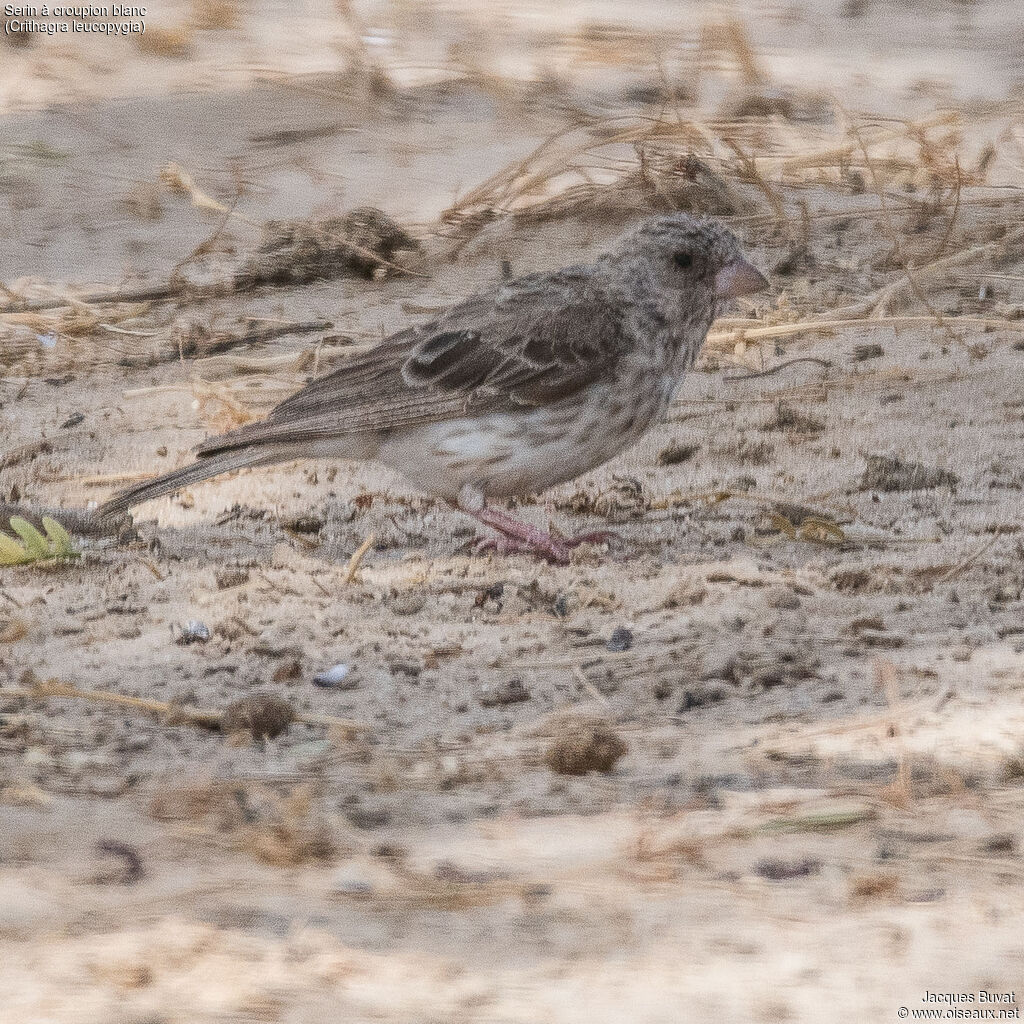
[377,382,672,503]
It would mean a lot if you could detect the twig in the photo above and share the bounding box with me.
[98,323,160,337]
[70,471,155,488]
[118,318,333,369]
[0,283,177,314]
[170,191,238,280]
[706,315,1024,348]
[6,681,221,727]
[138,556,165,581]
[722,137,786,222]
[760,808,877,833]
[725,357,832,382]
[344,532,376,583]
[936,528,1003,583]
[830,223,1024,319]
[1,680,367,735]
[573,665,611,707]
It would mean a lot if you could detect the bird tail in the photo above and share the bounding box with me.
[97,445,290,519]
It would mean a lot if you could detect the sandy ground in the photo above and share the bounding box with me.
[3,2,1024,1022]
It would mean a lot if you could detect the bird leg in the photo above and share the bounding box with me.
[468,505,613,565]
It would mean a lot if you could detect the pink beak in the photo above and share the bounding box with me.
[715,258,769,300]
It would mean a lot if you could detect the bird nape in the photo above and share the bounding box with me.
[100,213,767,563]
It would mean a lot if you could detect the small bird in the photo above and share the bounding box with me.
[101,214,767,562]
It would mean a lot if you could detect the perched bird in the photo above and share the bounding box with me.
[100,214,767,562]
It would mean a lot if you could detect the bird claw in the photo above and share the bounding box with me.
[471,534,571,563]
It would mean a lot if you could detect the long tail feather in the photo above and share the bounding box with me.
[97,446,288,519]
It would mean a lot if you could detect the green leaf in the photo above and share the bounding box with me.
[41,516,75,557]
[8,518,50,560]
[0,532,29,565]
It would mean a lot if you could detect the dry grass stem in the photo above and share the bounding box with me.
[344,532,377,583]
[1,679,367,736]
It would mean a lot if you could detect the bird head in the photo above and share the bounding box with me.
[605,213,768,316]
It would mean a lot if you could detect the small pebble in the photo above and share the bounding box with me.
[312,663,356,689]
[755,857,821,881]
[606,626,634,652]
[678,682,728,712]
[345,804,392,829]
[176,620,210,645]
[93,840,144,885]
[652,678,673,700]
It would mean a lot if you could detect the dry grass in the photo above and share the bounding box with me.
[438,107,978,241]
[150,781,338,866]
[3,94,1020,418]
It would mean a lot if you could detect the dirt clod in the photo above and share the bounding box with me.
[545,722,628,775]
[221,693,295,740]
[233,208,420,288]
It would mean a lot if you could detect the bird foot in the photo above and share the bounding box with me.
[471,533,573,564]
[461,503,615,564]
[470,524,616,565]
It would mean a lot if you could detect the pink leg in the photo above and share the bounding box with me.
[469,505,614,565]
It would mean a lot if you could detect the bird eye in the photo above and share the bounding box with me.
[673,251,694,270]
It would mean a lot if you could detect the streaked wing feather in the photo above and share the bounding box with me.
[414,267,628,405]
[197,266,628,457]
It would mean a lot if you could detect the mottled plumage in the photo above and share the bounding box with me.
[101,214,767,562]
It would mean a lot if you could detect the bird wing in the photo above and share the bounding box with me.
[196,266,631,456]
